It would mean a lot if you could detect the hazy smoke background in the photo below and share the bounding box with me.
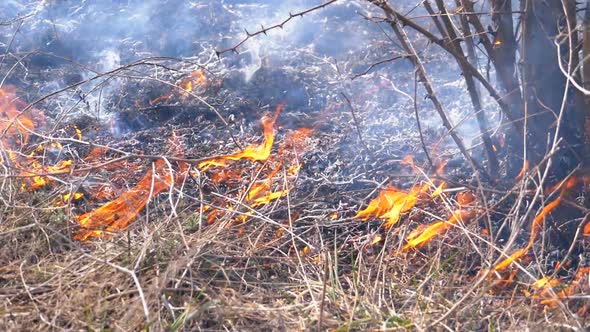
[0,0,499,152]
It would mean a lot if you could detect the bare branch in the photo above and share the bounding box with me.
[216,0,339,56]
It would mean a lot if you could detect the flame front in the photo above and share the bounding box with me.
[199,104,283,170]
[75,159,186,240]
[355,184,426,228]
[403,209,476,250]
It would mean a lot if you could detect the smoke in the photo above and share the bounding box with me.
[0,0,494,154]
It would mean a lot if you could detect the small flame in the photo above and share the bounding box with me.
[370,235,383,246]
[63,192,84,202]
[538,267,590,307]
[251,190,289,207]
[431,182,446,198]
[199,104,283,170]
[492,195,565,271]
[492,174,582,271]
[403,209,475,250]
[355,185,423,228]
[515,160,529,180]
[74,125,82,140]
[435,159,448,176]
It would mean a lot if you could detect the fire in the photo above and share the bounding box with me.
[198,104,283,170]
[355,184,426,228]
[492,196,563,271]
[522,267,590,309]
[515,160,529,180]
[251,190,289,207]
[431,182,446,198]
[490,177,580,271]
[151,70,208,104]
[435,159,448,176]
[370,235,383,246]
[0,88,37,146]
[75,159,187,240]
[198,106,314,225]
[538,267,590,308]
[63,192,84,202]
[403,209,476,250]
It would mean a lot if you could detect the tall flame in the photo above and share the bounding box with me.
[491,177,578,271]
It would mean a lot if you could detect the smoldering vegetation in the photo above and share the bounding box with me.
[0,1,588,331]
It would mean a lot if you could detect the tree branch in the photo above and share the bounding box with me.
[216,0,339,56]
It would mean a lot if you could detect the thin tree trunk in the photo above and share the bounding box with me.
[381,8,487,177]
[520,0,568,169]
[433,0,499,177]
[584,1,590,164]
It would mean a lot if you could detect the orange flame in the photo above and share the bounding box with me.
[181,70,207,92]
[492,197,563,271]
[75,160,186,240]
[403,209,475,250]
[251,190,289,207]
[198,104,283,170]
[431,181,446,198]
[370,235,383,246]
[355,184,427,228]
[491,177,578,271]
[515,160,529,180]
[538,267,590,308]
[435,159,448,176]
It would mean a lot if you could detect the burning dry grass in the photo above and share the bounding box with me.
[1,85,589,331]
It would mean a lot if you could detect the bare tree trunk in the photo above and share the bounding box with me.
[583,1,590,164]
[381,8,488,177]
[431,0,499,176]
[520,0,569,170]
[489,0,526,176]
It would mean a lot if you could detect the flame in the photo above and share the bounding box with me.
[73,125,82,140]
[370,235,383,245]
[355,185,426,228]
[457,191,475,206]
[431,182,446,198]
[538,267,590,308]
[0,88,37,146]
[523,267,590,308]
[435,159,448,176]
[198,104,283,170]
[63,192,84,202]
[403,209,476,250]
[402,155,416,171]
[75,160,186,240]
[492,196,564,271]
[251,190,289,207]
[151,70,208,104]
[515,160,529,180]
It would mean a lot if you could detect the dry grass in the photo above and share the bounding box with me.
[1,177,588,331]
